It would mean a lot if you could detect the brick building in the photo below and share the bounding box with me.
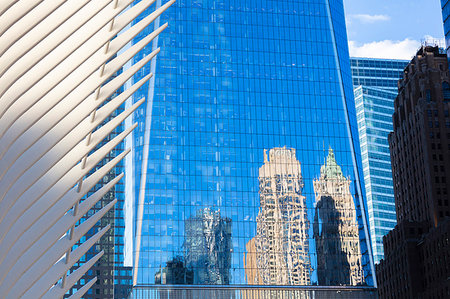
[376,46,450,299]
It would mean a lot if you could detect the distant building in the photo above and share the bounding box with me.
[442,0,450,58]
[184,208,232,285]
[313,148,364,286]
[376,46,450,299]
[351,58,408,91]
[351,58,408,263]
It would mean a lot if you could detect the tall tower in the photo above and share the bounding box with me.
[313,148,364,286]
[442,0,450,58]
[126,0,376,294]
[376,46,450,299]
[350,58,409,262]
[389,46,450,226]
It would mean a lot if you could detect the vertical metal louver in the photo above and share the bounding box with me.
[0,0,173,297]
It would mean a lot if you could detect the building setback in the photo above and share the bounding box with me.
[376,46,450,299]
[351,58,408,91]
[351,58,408,263]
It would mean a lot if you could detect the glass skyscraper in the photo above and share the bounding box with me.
[125,0,376,296]
[351,58,408,91]
[65,80,132,298]
[350,58,408,263]
[442,0,450,58]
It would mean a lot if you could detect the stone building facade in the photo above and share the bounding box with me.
[376,46,450,299]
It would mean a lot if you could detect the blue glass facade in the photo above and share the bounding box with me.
[126,0,375,291]
[351,58,408,91]
[442,0,450,58]
[350,58,408,263]
[65,96,132,297]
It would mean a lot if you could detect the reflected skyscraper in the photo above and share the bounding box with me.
[314,148,364,286]
[155,256,193,285]
[245,147,310,286]
[184,208,232,285]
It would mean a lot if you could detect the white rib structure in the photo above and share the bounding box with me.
[0,0,173,298]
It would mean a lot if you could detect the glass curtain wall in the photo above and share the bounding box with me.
[126,0,375,291]
[350,58,408,263]
[442,0,450,58]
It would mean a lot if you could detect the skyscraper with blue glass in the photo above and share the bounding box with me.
[442,0,450,58]
[125,1,377,296]
[350,58,408,264]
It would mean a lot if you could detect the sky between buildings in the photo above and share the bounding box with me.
[344,0,444,59]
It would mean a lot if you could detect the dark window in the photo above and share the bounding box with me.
[443,82,450,101]
[426,89,432,102]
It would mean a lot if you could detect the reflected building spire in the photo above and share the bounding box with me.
[313,148,364,286]
[245,147,311,286]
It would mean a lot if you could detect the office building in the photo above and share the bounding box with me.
[389,46,450,225]
[126,0,376,296]
[351,58,408,91]
[442,0,450,58]
[350,58,408,263]
[376,46,450,299]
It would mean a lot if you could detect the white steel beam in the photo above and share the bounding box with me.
[0,0,173,297]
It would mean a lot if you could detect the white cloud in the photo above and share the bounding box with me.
[348,36,446,60]
[348,39,420,60]
[351,14,390,24]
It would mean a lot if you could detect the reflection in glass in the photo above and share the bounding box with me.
[127,0,376,289]
[184,208,232,285]
[313,148,364,286]
[155,256,193,285]
[245,147,311,286]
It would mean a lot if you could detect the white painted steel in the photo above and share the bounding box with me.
[0,0,173,297]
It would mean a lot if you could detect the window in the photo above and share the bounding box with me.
[442,82,450,101]
[426,89,432,102]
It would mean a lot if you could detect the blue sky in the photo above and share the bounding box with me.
[343,0,444,59]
